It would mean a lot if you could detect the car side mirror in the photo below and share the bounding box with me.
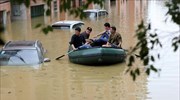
[44,58,51,62]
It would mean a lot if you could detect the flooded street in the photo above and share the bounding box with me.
[0,0,179,100]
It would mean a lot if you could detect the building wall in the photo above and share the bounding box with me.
[0,1,10,11]
[11,0,46,20]
[0,1,11,25]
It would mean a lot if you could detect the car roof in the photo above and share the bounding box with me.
[83,9,107,13]
[52,20,84,26]
[3,40,38,50]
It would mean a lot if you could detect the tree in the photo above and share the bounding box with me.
[126,0,180,80]
[0,0,179,80]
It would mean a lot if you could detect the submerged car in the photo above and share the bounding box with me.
[0,40,50,66]
[51,20,84,29]
[83,9,108,19]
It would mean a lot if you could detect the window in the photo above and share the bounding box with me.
[31,5,44,17]
[54,1,57,12]
[72,23,84,29]
[0,50,40,66]
[85,12,97,18]
[13,5,21,16]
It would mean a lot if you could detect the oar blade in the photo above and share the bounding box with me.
[55,55,65,60]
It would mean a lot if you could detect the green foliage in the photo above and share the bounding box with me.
[10,0,31,7]
[128,55,135,66]
[42,25,53,35]
[34,24,42,28]
[60,0,104,19]
[129,68,140,81]
[127,0,180,81]
[172,35,180,51]
[46,9,51,16]
[150,65,158,72]
[0,24,5,45]
[44,0,52,16]
[0,24,5,33]
[166,0,180,52]
[126,21,162,80]
[165,0,180,25]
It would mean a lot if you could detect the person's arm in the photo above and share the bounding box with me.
[82,36,86,44]
[117,41,122,47]
[102,42,111,47]
[117,34,122,47]
[93,31,105,38]
[71,44,76,50]
[69,35,77,50]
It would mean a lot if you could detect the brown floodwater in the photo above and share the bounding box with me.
[0,0,179,100]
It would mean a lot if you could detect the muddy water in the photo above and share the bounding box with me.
[0,0,179,100]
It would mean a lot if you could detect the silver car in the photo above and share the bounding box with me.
[83,9,108,19]
[0,40,50,66]
[51,20,84,29]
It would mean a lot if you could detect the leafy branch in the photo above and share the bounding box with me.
[126,21,161,81]
[126,0,180,81]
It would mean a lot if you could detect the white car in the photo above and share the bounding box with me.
[83,9,108,18]
[51,20,84,29]
[0,40,50,66]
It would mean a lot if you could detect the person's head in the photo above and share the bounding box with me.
[75,27,81,35]
[85,27,92,34]
[104,23,110,31]
[110,26,116,34]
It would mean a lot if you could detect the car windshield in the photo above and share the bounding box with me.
[0,49,40,66]
[72,23,84,29]
[52,24,70,29]
[85,12,97,18]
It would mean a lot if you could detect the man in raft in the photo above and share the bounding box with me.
[103,26,122,48]
[91,22,111,46]
[69,27,86,50]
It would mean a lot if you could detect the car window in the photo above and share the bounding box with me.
[85,12,97,18]
[102,11,107,16]
[59,25,70,29]
[0,50,40,66]
[99,11,107,16]
[52,24,70,29]
[72,23,84,29]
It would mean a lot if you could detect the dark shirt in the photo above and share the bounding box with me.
[81,31,90,39]
[69,34,86,48]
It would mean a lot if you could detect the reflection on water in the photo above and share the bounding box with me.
[1,0,178,100]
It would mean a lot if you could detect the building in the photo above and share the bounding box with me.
[0,0,11,26]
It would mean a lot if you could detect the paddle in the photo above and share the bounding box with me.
[55,50,74,60]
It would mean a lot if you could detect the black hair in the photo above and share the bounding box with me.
[87,27,92,32]
[111,26,116,31]
[75,27,81,32]
[104,23,110,27]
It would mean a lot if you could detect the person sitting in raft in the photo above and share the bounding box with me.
[69,27,86,50]
[102,26,122,48]
[90,22,111,47]
[78,23,111,49]
[81,27,92,40]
